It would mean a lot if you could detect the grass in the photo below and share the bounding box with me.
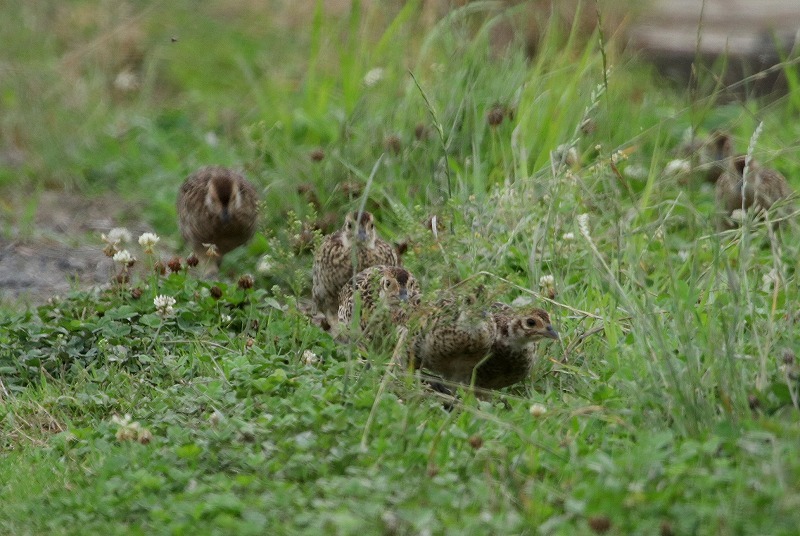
[2,0,800,534]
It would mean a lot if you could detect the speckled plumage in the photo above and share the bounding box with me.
[337,265,421,339]
[409,293,497,386]
[474,304,559,390]
[177,166,258,272]
[409,299,558,391]
[715,155,793,229]
[312,211,399,326]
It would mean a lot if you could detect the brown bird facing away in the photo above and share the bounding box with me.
[408,291,498,388]
[177,166,259,274]
[337,265,421,342]
[312,210,399,328]
[473,303,560,391]
[715,154,794,230]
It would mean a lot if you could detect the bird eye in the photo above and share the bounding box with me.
[384,279,391,289]
[526,318,537,327]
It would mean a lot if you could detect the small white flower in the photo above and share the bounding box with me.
[624,164,648,180]
[221,314,232,323]
[257,255,273,274]
[154,294,176,316]
[204,131,219,147]
[111,414,133,427]
[664,159,691,176]
[577,213,591,240]
[562,232,575,242]
[529,403,547,417]
[611,150,628,164]
[730,209,747,223]
[363,67,385,87]
[539,274,555,289]
[104,227,132,245]
[113,69,139,92]
[678,250,690,262]
[112,249,134,265]
[302,349,319,365]
[762,269,780,293]
[138,232,160,253]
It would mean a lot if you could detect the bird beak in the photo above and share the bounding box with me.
[220,208,230,224]
[545,325,560,340]
[398,289,408,301]
[357,228,367,241]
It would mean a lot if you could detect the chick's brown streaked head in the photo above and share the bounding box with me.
[510,309,559,343]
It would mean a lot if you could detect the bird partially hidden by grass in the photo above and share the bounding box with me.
[409,297,559,394]
[337,265,421,344]
[407,291,497,388]
[177,166,259,275]
[312,210,399,328]
[715,154,794,230]
[477,303,559,390]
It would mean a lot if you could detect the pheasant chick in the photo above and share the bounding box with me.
[312,211,399,327]
[177,166,258,274]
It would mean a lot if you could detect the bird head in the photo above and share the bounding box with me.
[505,308,559,348]
[379,267,420,305]
[344,210,377,247]
[206,173,241,224]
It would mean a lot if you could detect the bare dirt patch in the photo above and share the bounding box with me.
[0,190,152,307]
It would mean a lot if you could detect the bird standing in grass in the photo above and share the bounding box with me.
[312,211,399,327]
[475,303,559,390]
[408,292,497,387]
[177,166,259,274]
[715,155,793,230]
[410,298,559,393]
[337,265,421,340]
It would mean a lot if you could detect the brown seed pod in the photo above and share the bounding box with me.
[238,274,255,290]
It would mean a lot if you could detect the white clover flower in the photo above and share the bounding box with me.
[105,227,132,245]
[110,413,151,443]
[154,294,176,316]
[113,69,139,92]
[577,213,591,240]
[138,232,160,254]
[664,159,691,176]
[529,403,547,417]
[113,249,134,265]
[730,209,747,223]
[562,232,575,241]
[302,349,319,365]
[363,67,385,87]
[257,254,273,274]
[111,414,133,427]
[624,164,648,180]
[539,274,555,289]
[611,150,629,164]
[762,268,780,293]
